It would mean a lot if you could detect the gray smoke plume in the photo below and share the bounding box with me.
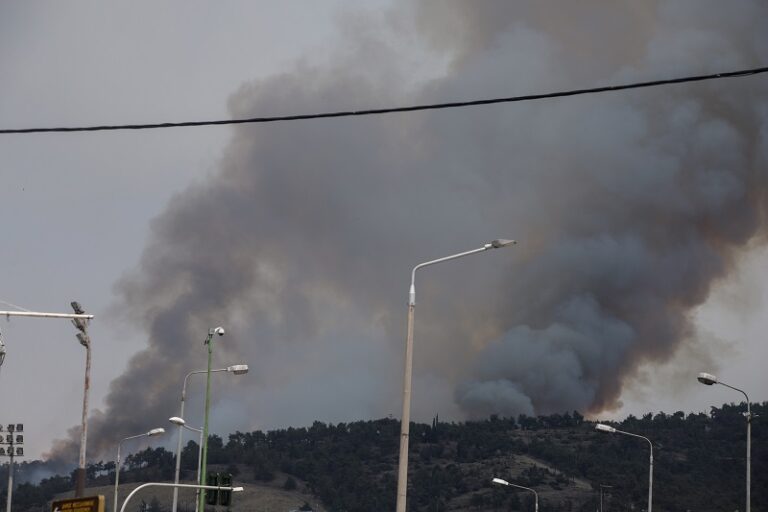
[47,0,768,460]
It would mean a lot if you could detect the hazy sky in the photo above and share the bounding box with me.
[1,1,766,464]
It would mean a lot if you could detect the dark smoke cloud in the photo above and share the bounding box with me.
[48,0,768,460]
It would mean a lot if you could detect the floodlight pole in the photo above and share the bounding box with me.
[0,307,94,497]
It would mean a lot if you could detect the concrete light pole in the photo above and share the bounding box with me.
[698,372,752,512]
[395,239,516,512]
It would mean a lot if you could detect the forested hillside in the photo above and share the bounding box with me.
[3,402,765,512]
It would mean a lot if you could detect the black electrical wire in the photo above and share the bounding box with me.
[1,66,766,135]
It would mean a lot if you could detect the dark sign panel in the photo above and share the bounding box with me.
[51,495,105,512]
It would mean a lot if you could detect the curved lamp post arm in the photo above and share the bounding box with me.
[492,479,538,512]
[409,240,515,305]
[182,369,227,401]
[718,382,751,419]
[120,482,243,512]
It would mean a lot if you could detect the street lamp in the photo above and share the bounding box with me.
[198,326,226,512]
[170,417,204,512]
[172,364,248,512]
[395,239,516,512]
[698,372,752,512]
[595,424,653,512]
[113,428,165,512]
[492,477,538,512]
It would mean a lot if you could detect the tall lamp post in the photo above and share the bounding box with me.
[198,326,225,512]
[113,428,165,512]
[395,239,516,512]
[171,365,248,512]
[492,477,538,512]
[698,372,751,512]
[595,424,653,512]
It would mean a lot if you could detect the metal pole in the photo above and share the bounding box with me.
[75,341,91,497]
[198,333,214,512]
[614,430,652,512]
[747,402,751,512]
[113,442,123,512]
[648,443,653,512]
[5,451,13,512]
[395,242,514,512]
[717,382,751,512]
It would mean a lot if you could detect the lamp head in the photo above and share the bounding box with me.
[169,417,186,426]
[227,364,249,375]
[595,424,616,434]
[232,487,244,492]
[492,478,510,486]
[490,239,517,249]
[147,428,165,437]
[697,372,718,385]
[211,326,225,336]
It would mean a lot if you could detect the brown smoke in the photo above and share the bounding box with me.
[47,0,768,461]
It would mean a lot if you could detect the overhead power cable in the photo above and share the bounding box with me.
[1,66,766,135]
